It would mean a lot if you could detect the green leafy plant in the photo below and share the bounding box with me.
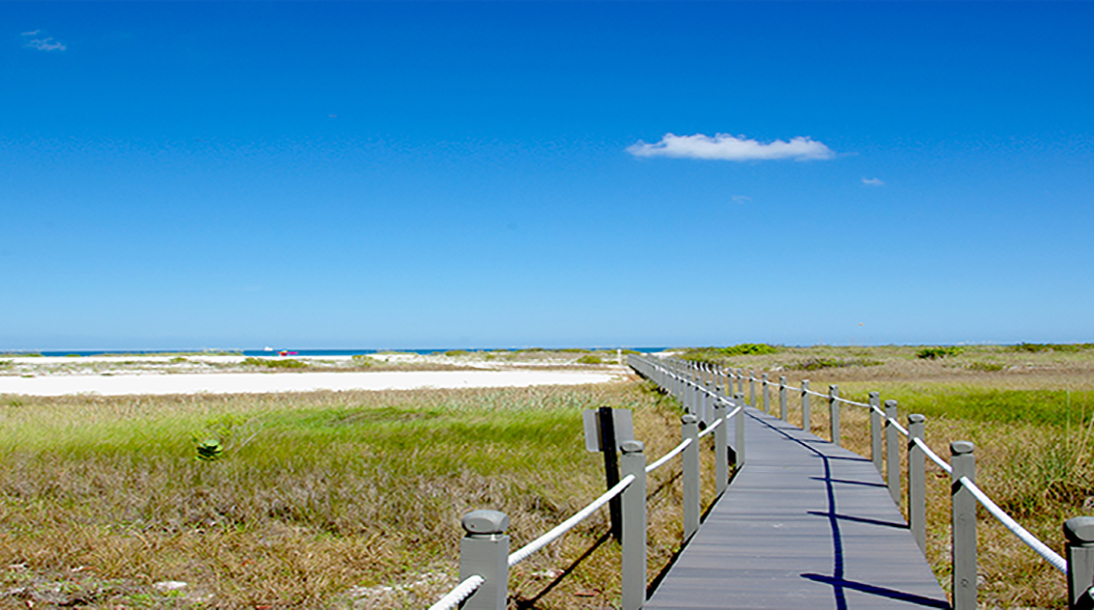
[576,355,603,365]
[194,438,224,461]
[916,346,964,360]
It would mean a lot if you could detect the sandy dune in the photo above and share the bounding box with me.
[0,369,623,397]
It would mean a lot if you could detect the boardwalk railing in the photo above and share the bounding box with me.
[652,355,1094,610]
[427,357,744,610]
[428,354,1094,610]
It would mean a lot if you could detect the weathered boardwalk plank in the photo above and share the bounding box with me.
[645,407,950,609]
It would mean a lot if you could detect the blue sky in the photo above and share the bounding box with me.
[3,2,1093,351]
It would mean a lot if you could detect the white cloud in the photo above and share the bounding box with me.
[626,133,835,161]
[861,177,885,186]
[731,195,753,204]
[21,30,65,51]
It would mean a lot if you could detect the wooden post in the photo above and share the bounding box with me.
[828,385,840,446]
[749,372,755,407]
[1065,517,1094,609]
[620,441,647,610]
[734,392,746,467]
[762,373,770,414]
[460,510,510,610]
[885,400,900,504]
[597,407,622,542]
[682,414,700,542]
[951,441,977,610]
[801,380,811,433]
[908,414,926,553]
[779,376,788,421]
[714,401,728,496]
[870,392,883,474]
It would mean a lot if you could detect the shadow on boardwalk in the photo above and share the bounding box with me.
[645,407,951,610]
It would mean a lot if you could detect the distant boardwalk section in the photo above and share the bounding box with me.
[0,370,622,397]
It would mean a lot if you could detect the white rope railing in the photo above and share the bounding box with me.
[958,476,1067,574]
[913,437,954,475]
[507,474,635,568]
[427,575,485,610]
[887,417,909,437]
[645,438,691,474]
[697,416,724,439]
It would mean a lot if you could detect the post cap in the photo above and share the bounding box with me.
[869,391,879,398]
[951,441,975,455]
[734,392,744,399]
[461,510,509,535]
[885,399,898,408]
[621,440,645,453]
[682,414,698,425]
[1064,517,1094,545]
[908,414,926,424]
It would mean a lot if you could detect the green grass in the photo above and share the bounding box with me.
[0,383,690,608]
[838,384,1094,427]
[789,356,883,371]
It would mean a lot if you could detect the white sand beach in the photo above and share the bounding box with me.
[0,369,624,397]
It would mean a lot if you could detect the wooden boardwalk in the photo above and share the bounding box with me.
[645,406,950,609]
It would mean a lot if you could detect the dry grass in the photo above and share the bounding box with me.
[0,381,715,609]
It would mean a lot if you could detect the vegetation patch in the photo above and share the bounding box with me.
[0,384,699,609]
[351,354,376,367]
[789,357,883,371]
[1008,342,1094,353]
[576,354,603,365]
[681,344,778,362]
[916,346,964,360]
[241,357,307,369]
[967,361,1005,372]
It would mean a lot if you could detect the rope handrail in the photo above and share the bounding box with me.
[427,575,485,610]
[646,438,692,474]
[887,417,909,437]
[913,437,953,475]
[507,474,636,568]
[957,476,1067,574]
[836,397,872,409]
[697,416,724,439]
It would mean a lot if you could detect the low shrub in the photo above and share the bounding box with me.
[916,346,964,360]
[1008,342,1094,353]
[576,355,603,365]
[790,357,883,371]
[351,355,375,367]
[241,357,306,369]
[967,361,1005,372]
